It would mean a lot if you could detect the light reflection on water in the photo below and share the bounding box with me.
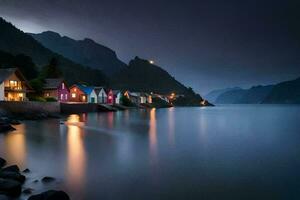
[0,105,300,200]
[66,115,86,197]
[2,124,27,168]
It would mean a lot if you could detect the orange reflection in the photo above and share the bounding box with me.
[149,108,158,163]
[3,124,26,168]
[107,112,114,129]
[66,114,86,193]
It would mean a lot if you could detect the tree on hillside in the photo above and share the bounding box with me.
[40,57,63,79]
[14,54,38,80]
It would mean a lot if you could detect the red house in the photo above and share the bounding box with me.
[69,84,87,102]
[43,79,70,102]
[106,89,114,105]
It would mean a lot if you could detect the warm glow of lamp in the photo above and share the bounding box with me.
[149,60,154,64]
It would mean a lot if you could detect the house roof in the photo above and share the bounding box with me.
[76,84,95,95]
[94,87,106,95]
[43,78,64,89]
[0,68,32,90]
[0,68,19,83]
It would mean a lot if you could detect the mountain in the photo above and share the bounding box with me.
[204,87,241,103]
[111,57,206,106]
[0,17,108,85]
[215,85,274,104]
[29,31,126,75]
[112,57,190,94]
[262,77,300,104]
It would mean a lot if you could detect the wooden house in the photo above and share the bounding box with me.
[43,79,70,102]
[95,87,107,104]
[106,89,114,105]
[113,90,122,104]
[69,84,97,103]
[0,68,32,101]
[124,91,147,105]
[69,85,87,102]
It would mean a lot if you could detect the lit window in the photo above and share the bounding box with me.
[82,96,86,101]
[9,80,17,87]
[71,93,76,98]
[74,88,77,92]
[65,94,68,100]
[62,83,65,89]
[60,94,64,100]
[46,93,50,97]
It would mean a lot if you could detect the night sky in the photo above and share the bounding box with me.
[0,0,299,94]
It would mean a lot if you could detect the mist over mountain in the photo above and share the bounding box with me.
[30,31,126,75]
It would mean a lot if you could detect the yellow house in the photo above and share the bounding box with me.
[0,68,32,101]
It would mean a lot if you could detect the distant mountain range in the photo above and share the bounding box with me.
[206,77,300,104]
[204,87,241,103]
[0,17,204,105]
[29,31,126,75]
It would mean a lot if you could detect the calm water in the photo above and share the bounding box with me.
[1,105,300,200]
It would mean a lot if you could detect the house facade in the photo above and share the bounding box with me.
[0,68,32,101]
[69,85,87,102]
[43,79,70,102]
[95,87,107,104]
[69,85,97,103]
[113,90,122,104]
[106,89,114,105]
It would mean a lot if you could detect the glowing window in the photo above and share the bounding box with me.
[60,94,64,100]
[62,83,65,89]
[65,94,68,100]
[71,93,76,98]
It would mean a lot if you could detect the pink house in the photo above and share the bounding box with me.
[106,89,114,105]
[43,79,70,102]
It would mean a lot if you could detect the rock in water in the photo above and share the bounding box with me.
[28,190,70,200]
[0,158,6,169]
[22,168,30,173]
[0,171,26,183]
[0,123,15,133]
[0,178,22,197]
[41,177,55,183]
[1,165,20,173]
[23,188,33,195]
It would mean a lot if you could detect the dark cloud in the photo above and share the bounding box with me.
[0,0,299,93]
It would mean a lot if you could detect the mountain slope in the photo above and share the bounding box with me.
[30,31,126,75]
[205,87,241,103]
[262,78,300,104]
[0,17,108,85]
[112,57,191,94]
[215,85,274,104]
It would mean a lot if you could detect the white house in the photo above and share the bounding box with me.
[113,90,122,104]
[95,87,107,104]
[0,68,32,101]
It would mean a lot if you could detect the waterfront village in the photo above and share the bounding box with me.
[0,68,199,111]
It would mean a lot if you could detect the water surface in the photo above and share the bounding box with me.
[1,105,300,200]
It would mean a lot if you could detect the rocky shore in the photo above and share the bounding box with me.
[0,157,70,200]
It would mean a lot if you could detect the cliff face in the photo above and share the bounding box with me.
[30,31,126,75]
